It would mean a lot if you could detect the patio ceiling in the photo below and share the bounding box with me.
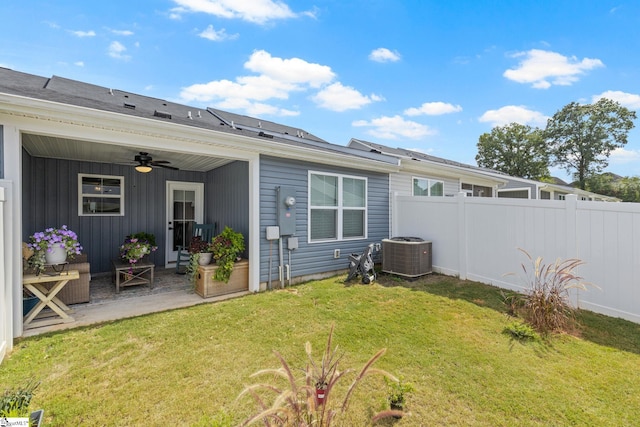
[21,132,233,172]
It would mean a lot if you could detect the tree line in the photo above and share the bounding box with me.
[475,98,640,201]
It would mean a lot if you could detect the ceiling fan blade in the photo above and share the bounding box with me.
[153,163,179,170]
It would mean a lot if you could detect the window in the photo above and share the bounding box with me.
[413,177,444,197]
[309,172,367,241]
[78,174,124,216]
[461,183,492,197]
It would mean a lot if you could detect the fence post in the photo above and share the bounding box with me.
[457,192,468,280]
[564,194,579,307]
[0,185,8,363]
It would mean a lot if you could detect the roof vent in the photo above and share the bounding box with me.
[154,110,172,119]
[187,111,192,119]
[109,88,114,96]
[258,131,274,139]
[124,103,136,110]
[197,111,201,118]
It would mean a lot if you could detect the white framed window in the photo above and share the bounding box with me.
[413,177,444,197]
[78,174,125,216]
[309,171,367,242]
[461,182,492,198]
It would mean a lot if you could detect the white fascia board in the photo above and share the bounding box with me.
[399,158,507,187]
[0,93,400,174]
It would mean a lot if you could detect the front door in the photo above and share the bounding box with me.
[166,181,204,267]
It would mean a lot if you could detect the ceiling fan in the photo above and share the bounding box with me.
[133,152,178,173]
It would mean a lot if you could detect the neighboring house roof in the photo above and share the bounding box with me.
[348,138,507,187]
[348,138,620,202]
[0,68,399,172]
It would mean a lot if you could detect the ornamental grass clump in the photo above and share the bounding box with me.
[238,324,404,426]
[508,248,596,334]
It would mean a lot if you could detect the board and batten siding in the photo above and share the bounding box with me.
[22,149,208,274]
[206,160,249,258]
[259,155,389,285]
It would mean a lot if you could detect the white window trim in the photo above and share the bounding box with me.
[308,171,368,243]
[78,173,125,216]
[412,176,444,197]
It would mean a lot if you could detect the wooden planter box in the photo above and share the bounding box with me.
[195,259,248,298]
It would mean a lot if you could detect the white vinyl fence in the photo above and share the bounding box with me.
[392,193,640,324]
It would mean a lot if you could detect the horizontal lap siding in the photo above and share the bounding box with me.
[259,155,389,283]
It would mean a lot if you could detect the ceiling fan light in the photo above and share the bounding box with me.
[135,165,153,173]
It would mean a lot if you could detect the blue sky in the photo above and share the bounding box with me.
[2,1,640,181]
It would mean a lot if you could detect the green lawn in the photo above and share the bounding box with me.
[2,274,639,426]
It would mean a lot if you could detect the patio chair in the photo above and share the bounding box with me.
[175,223,217,274]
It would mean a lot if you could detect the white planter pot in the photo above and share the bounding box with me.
[45,245,68,265]
[198,252,213,265]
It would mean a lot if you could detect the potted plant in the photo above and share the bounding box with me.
[185,236,212,286]
[385,376,413,418]
[191,236,213,265]
[119,232,157,273]
[27,225,83,275]
[210,226,245,283]
[0,379,43,426]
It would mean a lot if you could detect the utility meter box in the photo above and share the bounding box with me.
[277,186,297,236]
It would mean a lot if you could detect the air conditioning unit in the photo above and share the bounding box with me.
[382,237,432,278]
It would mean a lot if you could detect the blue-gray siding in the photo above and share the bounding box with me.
[22,149,249,274]
[206,160,249,258]
[259,155,389,283]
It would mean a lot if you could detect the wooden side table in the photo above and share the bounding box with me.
[111,259,155,293]
[22,270,79,329]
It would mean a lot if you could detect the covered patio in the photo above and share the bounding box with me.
[21,267,250,337]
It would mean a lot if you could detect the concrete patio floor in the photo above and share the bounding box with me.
[21,267,250,337]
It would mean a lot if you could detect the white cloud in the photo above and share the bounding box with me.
[180,75,297,103]
[369,48,401,63]
[479,105,548,127]
[111,29,134,36]
[108,41,130,60]
[404,101,462,116]
[312,82,381,112]
[244,50,334,88]
[504,49,604,89]
[353,115,436,140]
[180,51,326,116]
[171,0,297,24]
[198,24,238,41]
[593,90,640,109]
[70,30,96,38]
[180,50,375,116]
[610,147,640,164]
[216,98,299,116]
[74,61,84,67]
